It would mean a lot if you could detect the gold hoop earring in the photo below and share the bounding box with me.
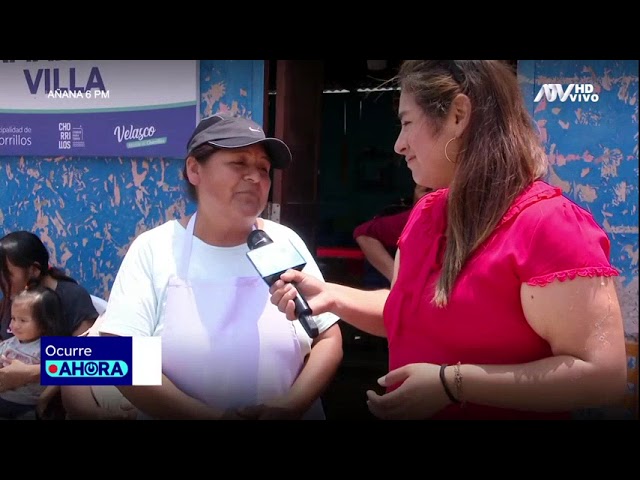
[445,137,457,164]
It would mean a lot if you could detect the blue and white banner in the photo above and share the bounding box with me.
[0,60,197,158]
[41,336,162,386]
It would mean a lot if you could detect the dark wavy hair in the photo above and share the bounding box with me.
[0,231,76,319]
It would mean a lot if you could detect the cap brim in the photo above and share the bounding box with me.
[206,137,292,169]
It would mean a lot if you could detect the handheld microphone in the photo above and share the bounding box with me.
[246,230,319,338]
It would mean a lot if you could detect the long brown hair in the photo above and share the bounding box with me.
[396,60,548,306]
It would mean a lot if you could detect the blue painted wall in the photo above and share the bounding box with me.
[0,60,265,299]
[519,60,638,339]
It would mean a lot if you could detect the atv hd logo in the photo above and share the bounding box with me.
[534,84,599,103]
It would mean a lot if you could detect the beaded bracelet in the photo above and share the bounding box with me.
[439,364,460,404]
[454,362,466,407]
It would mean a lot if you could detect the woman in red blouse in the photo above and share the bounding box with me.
[270,60,627,420]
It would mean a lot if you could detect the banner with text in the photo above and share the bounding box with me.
[0,60,197,158]
[41,336,162,386]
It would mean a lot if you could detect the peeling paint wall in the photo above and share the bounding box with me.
[0,60,265,300]
[520,60,639,340]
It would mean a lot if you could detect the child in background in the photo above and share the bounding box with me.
[0,284,65,419]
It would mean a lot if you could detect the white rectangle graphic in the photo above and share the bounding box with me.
[132,336,162,386]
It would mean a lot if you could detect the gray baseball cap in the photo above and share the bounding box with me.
[186,113,292,169]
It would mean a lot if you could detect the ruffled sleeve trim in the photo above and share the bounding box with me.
[419,187,449,211]
[497,182,562,229]
[398,188,449,245]
[416,182,562,232]
[526,266,620,286]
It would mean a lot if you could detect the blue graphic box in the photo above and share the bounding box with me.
[41,336,133,386]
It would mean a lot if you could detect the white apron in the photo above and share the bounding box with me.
[158,212,324,419]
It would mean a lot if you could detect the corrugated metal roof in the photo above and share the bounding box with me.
[268,87,399,95]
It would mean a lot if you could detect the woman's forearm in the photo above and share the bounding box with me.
[279,324,343,415]
[61,386,104,419]
[0,362,41,393]
[328,283,388,337]
[28,363,40,383]
[355,236,395,282]
[117,375,224,420]
[446,355,627,412]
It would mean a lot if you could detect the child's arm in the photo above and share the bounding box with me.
[0,359,39,391]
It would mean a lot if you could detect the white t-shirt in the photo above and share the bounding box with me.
[0,337,43,406]
[99,218,339,354]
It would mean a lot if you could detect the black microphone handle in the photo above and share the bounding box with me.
[291,283,319,339]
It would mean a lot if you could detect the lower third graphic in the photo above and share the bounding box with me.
[41,336,161,386]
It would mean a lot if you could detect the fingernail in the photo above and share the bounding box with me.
[377,376,386,386]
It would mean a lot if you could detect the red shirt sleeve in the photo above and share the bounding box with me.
[511,196,619,286]
[353,210,411,249]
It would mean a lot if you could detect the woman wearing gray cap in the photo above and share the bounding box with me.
[96,113,343,420]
